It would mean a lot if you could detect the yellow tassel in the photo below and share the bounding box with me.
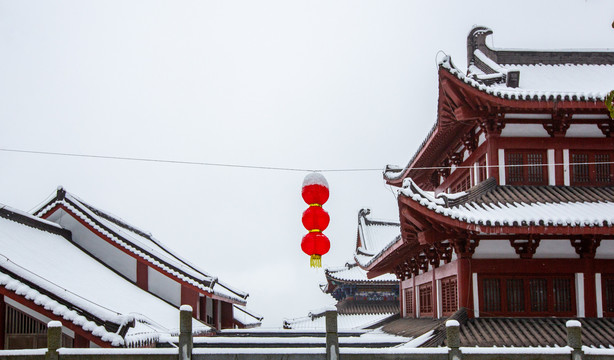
[310,254,322,268]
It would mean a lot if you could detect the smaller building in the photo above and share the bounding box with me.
[284,209,400,330]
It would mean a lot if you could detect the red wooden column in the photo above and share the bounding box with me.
[180,286,199,318]
[74,333,89,348]
[0,296,5,349]
[221,302,234,329]
[555,149,565,185]
[583,258,597,317]
[136,261,148,291]
[485,133,500,184]
[457,258,473,318]
[212,300,219,330]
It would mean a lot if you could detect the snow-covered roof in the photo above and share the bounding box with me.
[325,262,397,283]
[34,188,248,304]
[383,26,614,188]
[442,55,614,102]
[233,304,263,328]
[0,205,211,347]
[354,209,401,268]
[456,25,614,101]
[399,177,614,230]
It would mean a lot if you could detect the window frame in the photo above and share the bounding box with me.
[570,150,613,186]
[478,274,575,317]
[505,150,548,185]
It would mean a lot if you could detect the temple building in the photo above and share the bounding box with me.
[0,188,260,349]
[284,209,400,330]
[363,26,614,346]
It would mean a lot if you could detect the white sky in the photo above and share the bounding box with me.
[1,0,613,327]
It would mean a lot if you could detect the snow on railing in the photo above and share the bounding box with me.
[1,310,613,360]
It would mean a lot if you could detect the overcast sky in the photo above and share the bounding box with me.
[1,1,614,327]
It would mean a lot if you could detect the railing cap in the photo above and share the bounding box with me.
[566,320,582,328]
[446,319,460,328]
[48,321,62,328]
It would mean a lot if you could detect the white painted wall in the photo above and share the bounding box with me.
[576,273,585,317]
[500,124,550,137]
[148,267,181,306]
[566,124,606,138]
[596,273,603,318]
[472,240,517,259]
[52,209,136,282]
[498,149,506,185]
[533,240,578,259]
[563,149,570,186]
[595,240,614,259]
[472,273,479,318]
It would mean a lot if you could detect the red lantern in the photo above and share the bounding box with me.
[301,232,330,267]
[302,173,329,205]
[301,206,330,232]
[301,172,331,268]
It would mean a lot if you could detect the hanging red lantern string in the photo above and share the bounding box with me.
[301,172,331,268]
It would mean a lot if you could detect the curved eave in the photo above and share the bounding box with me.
[384,63,611,189]
[398,192,614,237]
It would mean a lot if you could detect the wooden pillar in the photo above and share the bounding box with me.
[555,149,565,185]
[583,259,597,317]
[457,258,473,318]
[136,261,148,291]
[0,296,5,350]
[180,286,199,318]
[212,300,219,330]
[220,302,233,329]
[73,333,89,348]
[432,268,438,318]
[486,134,500,184]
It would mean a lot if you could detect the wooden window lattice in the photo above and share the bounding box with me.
[506,279,525,312]
[529,279,548,312]
[404,287,414,317]
[419,283,433,316]
[441,276,458,315]
[572,153,590,183]
[595,154,611,183]
[506,151,546,185]
[604,278,614,313]
[553,278,572,313]
[482,278,501,313]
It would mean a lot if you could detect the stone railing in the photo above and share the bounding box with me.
[0,306,613,360]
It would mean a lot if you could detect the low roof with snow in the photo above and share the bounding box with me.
[0,204,210,347]
[324,262,397,285]
[33,188,247,305]
[353,209,400,269]
[283,310,397,331]
[399,177,614,234]
[233,304,263,329]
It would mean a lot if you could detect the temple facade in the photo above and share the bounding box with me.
[365,26,614,322]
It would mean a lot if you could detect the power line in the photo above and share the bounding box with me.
[0,148,381,173]
[1,147,613,173]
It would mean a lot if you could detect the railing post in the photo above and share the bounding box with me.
[566,320,583,360]
[325,308,340,360]
[45,321,62,360]
[179,305,193,360]
[446,319,461,360]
